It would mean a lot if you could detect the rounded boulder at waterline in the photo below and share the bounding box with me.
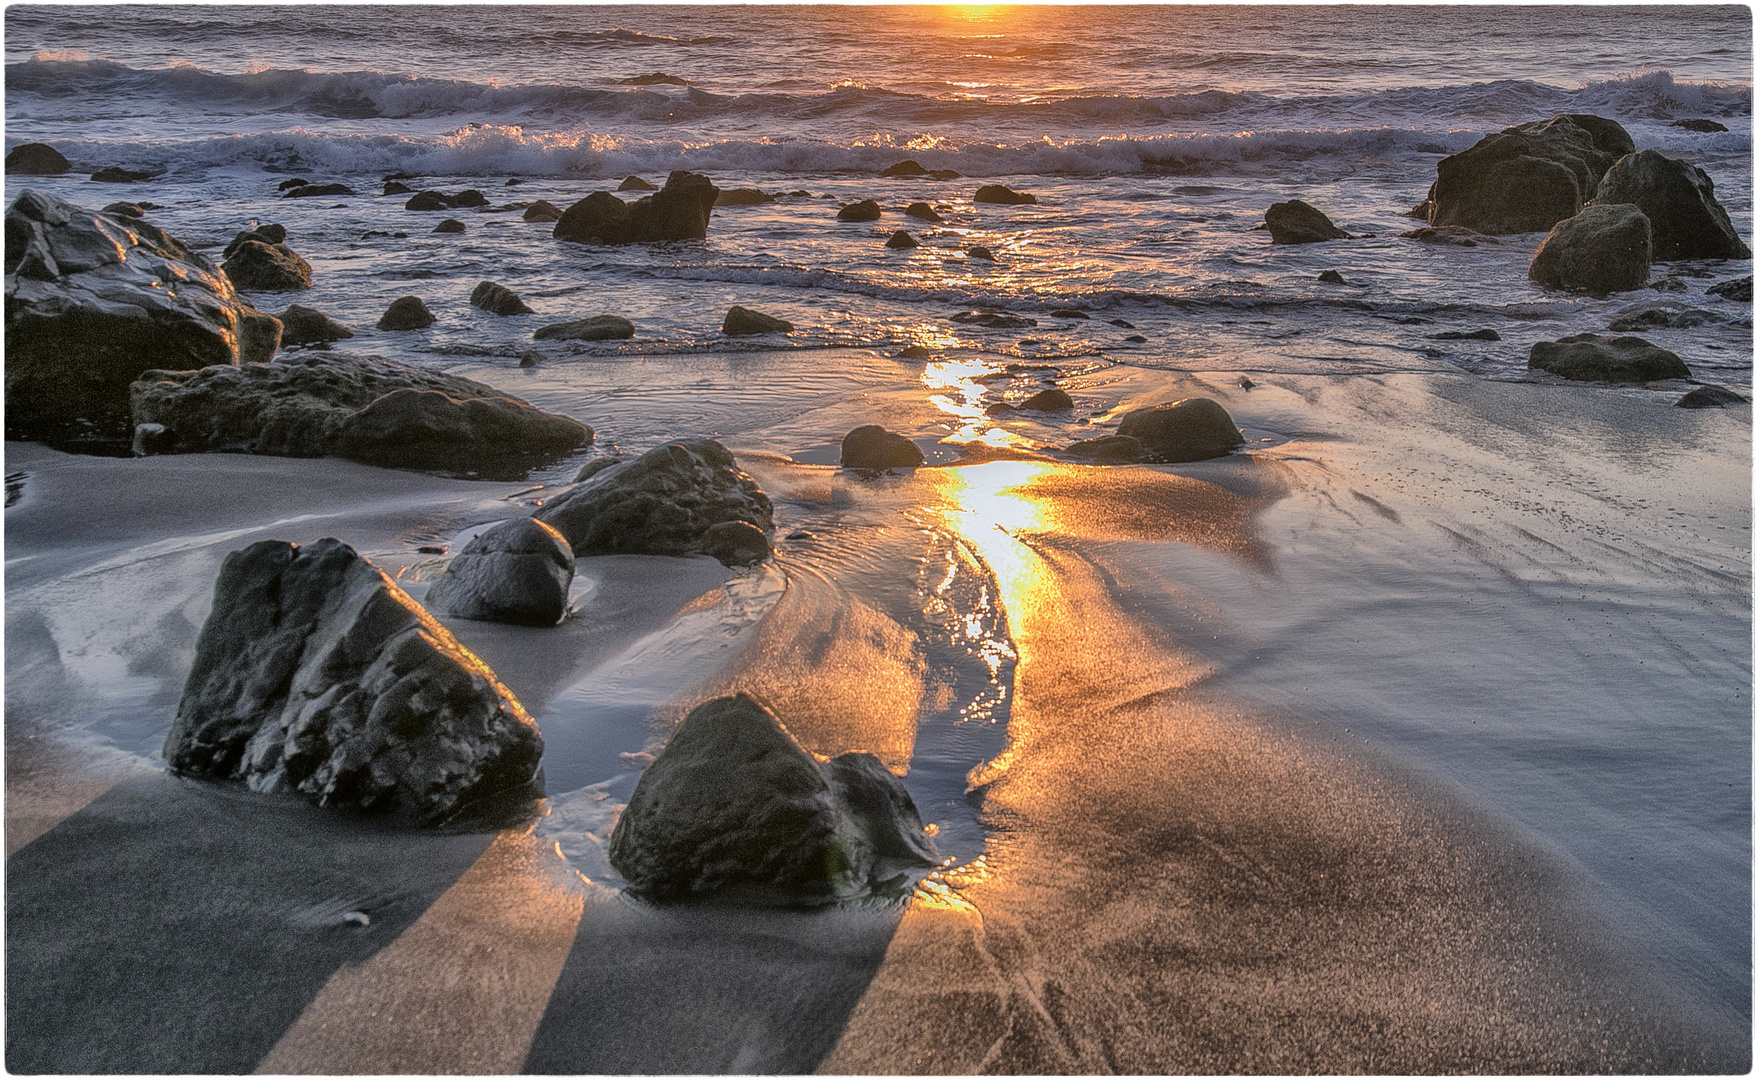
[1115,398,1244,462]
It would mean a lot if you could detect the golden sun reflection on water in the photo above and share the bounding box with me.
[922,360,1036,450]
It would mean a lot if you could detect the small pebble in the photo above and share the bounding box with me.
[786,530,815,541]
[416,545,447,555]
[519,350,542,367]
[1238,376,1255,389]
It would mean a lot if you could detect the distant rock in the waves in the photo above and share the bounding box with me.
[426,517,575,627]
[278,304,354,345]
[164,537,543,825]
[1400,225,1500,247]
[1264,200,1348,244]
[609,694,938,903]
[553,170,718,244]
[897,344,932,359]
[534,314,635,341]
[1591,150,1751,260]
[522,199,563,222]
[716,188,775,206]
[1528,204,1653,296]
[885,229,919,249]
[222,235,313,293]
[1648,276,1689,293]
[990,388,1074,416]
[404,189,488,211]
[1115,398,1244,462]
[1110,319,1135,328]
[504,178,524,186]
[1528,333,1690,382]
[5,189,278,441]
[1066,434,1143,464]
[102,201,147,218]
[1604,307,1726,332]
[384,180,415,196]
[1317,269,1351,285]
[432,218,466,234]
[951,309,1035,328]
[974,184,1037,205]
[618,71,690,86]
[130,351,592,474]
[1050,308,1089,319]
[535,439,774,562]
[377,295,435,330]
[837,199,881,222]
[1124,334,1148,343]
[1426,114,1633,235]
[841,425,924,470]
[1672,118,1730,133]
[903,201,944,223]
[1708,275,1752,301]
[90,166,158,183]
[5,143,70,175]
[618,175,657,191]
[1677,384,1747,408]
[723,305,793,335]
[881,160,930,177]
[1429,328,1501,341]
[928,169,961,181]
[967,246,995,261]
[285,182,355,198]
[470,280,533,316]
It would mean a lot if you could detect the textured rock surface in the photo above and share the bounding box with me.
[608,694,937,903]
[885,230,919,249]
[880,160,930,177]
[377,295,434,330]
[426,517,576,626]
[5,143,70,175]
[836,199,881,222]
[130,351,592,475]
[618,175,656,191]
[1428,114,1633,234]
[5,189,272,440]
[163,537,543,824]
[534,315,635,341]
[1265,200,1349,244]
[903,201,944,223]
[841,425,925,469]
[1528,204,1653,295]
[1067,434,1144,463]
[222,238,312,292]
[1115,398,1244,462]
[1592,150,1752,260]
[278,304,355,345]
[1528,333,1691,382]
[535,438,774,561]
[1676,384,1747,408]
[470,280,534,316]
[432,218,466,234]
[522,199,563,222]
[1707,275,1752,301]
[974,184,1037,205]
[716,188,774,206]
[553,170,718,244]
[723,305,793,335]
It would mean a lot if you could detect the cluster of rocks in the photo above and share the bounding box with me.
[553,170,719,244]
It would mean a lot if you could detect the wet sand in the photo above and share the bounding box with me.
[5,357,1749,1073]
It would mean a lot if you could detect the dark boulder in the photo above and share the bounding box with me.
[897,345,932,359]
[432,218,466,234]
[618,176,656,191]
[1115,398,1244,462]
[1264,200,1348,244]
[608,694,937,904]
[903,202,944,223]
[951,310,1035,328]
[880,160,930,177]
[837,199,881,222]
[1591,150,1751,260]
[1677,384,1747,408]
[723,305,793,335]
[553,170,718,244]
[928,169,961,181]
[1050,308,1089,319]
[163,537,544,824]
[885,230,918,249]
[405,190,453,211]
[966,246,995,261]
[1400,226,1500,247]
[522,199,563,222]
[102,201,147,218]
[696,520,773,567]
[285,182,354,198]
[1528,333,1691,382]
[1707,275,1752,301]
[534,438,774,561]
[841,425,923,470]
[1317,269,1350,285]
[384,180,415,196]
[715,188,774,206]
[1429,328,1500,341]
[1672,119,1730,133]
[5,190,273,441]
[1427,114,1633,235]
[470,280,534,316]
[974,184,1037,205]
[619,72,689,86]
[534,315,635,341]
[90,166,157,183]
[222,239,314,292]
[1528,204,1653,295]
[278,304,355,345]
[377,295,434,330]
[6,143,70,175]
[425,517,575,627]
[1018,387,1074,411]
[222,226,288,259]
[1066,434,1143,463]
[451,189,488,208]
[130,351,592,475]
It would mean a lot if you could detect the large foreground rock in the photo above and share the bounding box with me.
[1264,200,1348,244]
[130,351,593,476]
[553,170,718,244]
[534,439,774,562]
[609,694,938,903]
[164,538,543,824]
[1116,398,1244,462]
[1528,204,1652,295]
[5,189,277,441]
[1591,150,1752,260]
[6,143,70,175]
[1428,114,1634,235]
[1528,333,1690,382]
[841,425,924,469]
[426,517,575,626]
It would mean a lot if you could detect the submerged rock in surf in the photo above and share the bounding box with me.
[880,159,930,177]
[1672,118,1729,133]
[377,295,435,330]
[904,201,944,223]
[553,170,719,244]
[1264,200,1349,244]
[609,693,938,904]
[1115,397,1244,462]
[164,537,544,825]
[974,184,1037,205]
[522,199,563,222]
[534,314,635,341]
[618,175,657,191]
[837,199,882,222]
[1400,225,1500,247]
[277,304,355,345]
[1528,203,1653,296]
[1707,275,1752,301]
[1067,434,1144,463]
[723,305,793,335]
[1676,384,1747,408]
[470,280,534,316]
[1425,114,1633,235]
[534,438,774,563]
[6,143,70,175]
[129,351,592,476]
[426,516,576,626]
[716,188,775,206]
[4,189,279,442]
[989,388,1074,416]
[885,229,919,249]
[223,235,313,292]
[841,425,925,470]
[1528,333,1691,383]
[1591,150,1752,261]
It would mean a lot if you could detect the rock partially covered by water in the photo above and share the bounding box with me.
[426,517,575,627]
[534,314,635,341]
[522,199,563,222]
[222,238,312,292]
[553,170,719,244]
[1677,384,1747,408]
[1672,118,1730,134]
[1708,275,1752,301]
[535,439,774,562]
[278,304,354,345]
[904,201,944,223]
[164,537,544,824]
[723,305,793,335]
[880,159,930,177]
[837,199,882,222]
[1264,200,1349,244]
[1528,333,1691,382]
[1591,150,1752,261]
[885,229,919,249]
[841,425,924,469]
[618,176,656,191]
[5,189,274,441]
[974,184,1037,205]
[377,295,435,330]
[470,280,534,316]
[1429,114,1634,235]
[1115,398,1244,462]
[1528,204,1653,295]
[609,694,937,904]
[1067,434,1144,463]
[130,351,593,475]
[6,143,70,175]
[716,188,774,206]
